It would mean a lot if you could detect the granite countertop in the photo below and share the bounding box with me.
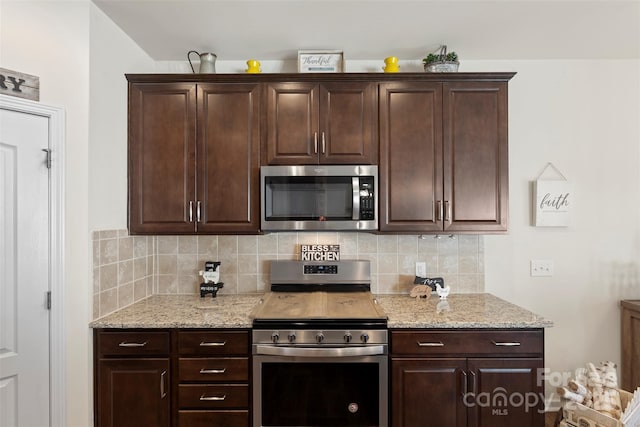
[376,293,552,329]
[90,294,263,329]
[90,293,552,329]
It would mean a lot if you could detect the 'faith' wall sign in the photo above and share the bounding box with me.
[0,68,40,101]
[533,163,571,227]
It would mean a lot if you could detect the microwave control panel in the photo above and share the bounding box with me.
[359,177,375,220]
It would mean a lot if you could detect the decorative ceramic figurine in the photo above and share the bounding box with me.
[409,285,431,299]
[246,59,261,73]
[382,56,399,73]
[435,283,450,299]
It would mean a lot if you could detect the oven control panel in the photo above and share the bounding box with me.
[253,329,388,346]
[303,264,338,275]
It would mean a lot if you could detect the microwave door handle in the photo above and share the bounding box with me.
[352,177,360,220]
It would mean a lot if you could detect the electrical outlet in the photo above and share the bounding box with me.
[530,260,554,277]
[416,262,427,277]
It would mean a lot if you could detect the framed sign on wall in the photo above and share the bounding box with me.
[298,50,344,73]
[533,163,571,227]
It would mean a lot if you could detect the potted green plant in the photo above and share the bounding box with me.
[423,46,459,73]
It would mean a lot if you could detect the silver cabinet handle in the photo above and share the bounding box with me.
[160,370,167,399]
[436,201,443,222]
[196,201,202,222]
[200,394,226,401]
[189,201,194,222]
[321,131,326,154]
[118,341,147,347]
[461,370,468,396]
[492,341,521,347]
[470,370,477,394]
[314,132,318,154]
[444,201,451,222]
[199,341,226,347]
[199,368,226,374]
[417,341,445,347]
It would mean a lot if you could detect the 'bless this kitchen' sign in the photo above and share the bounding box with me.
[301,245,340,261]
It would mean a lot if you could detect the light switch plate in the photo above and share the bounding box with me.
[530,260,554,277]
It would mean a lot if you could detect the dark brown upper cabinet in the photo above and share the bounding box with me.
[265,81,376,165]
[128,79,261,234]
[379,76,511,233]
[127,73,512,235]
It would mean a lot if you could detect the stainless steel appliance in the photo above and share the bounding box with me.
[260,165,378,231]
[251,260,388,427]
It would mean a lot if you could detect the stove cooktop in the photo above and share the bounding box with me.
[251,260,388,329]
[250,291,387,324]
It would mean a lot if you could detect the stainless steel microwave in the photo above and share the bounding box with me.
[260,165,378,231]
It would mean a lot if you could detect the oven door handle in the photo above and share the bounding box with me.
[254,345,386,357]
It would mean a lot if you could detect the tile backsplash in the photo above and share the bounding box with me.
[92,230,154,319]
[92,230,484,319]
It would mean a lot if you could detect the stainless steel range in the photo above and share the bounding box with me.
[251,260,388,427]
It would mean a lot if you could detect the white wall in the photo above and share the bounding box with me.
[479,60,640,399]
[1,1,91,425]
[89,3,155,230]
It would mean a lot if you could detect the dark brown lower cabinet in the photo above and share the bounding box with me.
[94,328,250,427]
[392,358,467,427]
[97,359,170,427]
[178,410,249,427]
[391,330,545,427]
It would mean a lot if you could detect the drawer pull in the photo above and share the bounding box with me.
[199,368,227,374]
[492,341,521,347]
[417,341,445,347]
[160,370,167,399]
[118,341,147,347]
[199,341,226,347]
[199,394,226,401]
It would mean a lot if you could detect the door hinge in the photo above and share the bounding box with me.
[46,291,52,310]
[42,148,52,169]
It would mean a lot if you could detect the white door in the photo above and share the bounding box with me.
[0,107,51,426]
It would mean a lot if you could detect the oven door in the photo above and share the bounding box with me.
[253,346,388,427]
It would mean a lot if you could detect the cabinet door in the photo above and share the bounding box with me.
[621,301,640,391]
[467,358,544,427]
[265,82,319,164]
[319,82,376,164]
[443,82,508,232]
[128,83,197,234]
[379,82,443,232]
[197,83,261,233]
[97,358,170,427]
[391,358,466,427]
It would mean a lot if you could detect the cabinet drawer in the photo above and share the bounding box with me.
[178,331,249,356]
[97,330,170,356]
[391,330,543,356]
[178,384,248,409]
[178,410,248,427]
[179,357,249,382]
